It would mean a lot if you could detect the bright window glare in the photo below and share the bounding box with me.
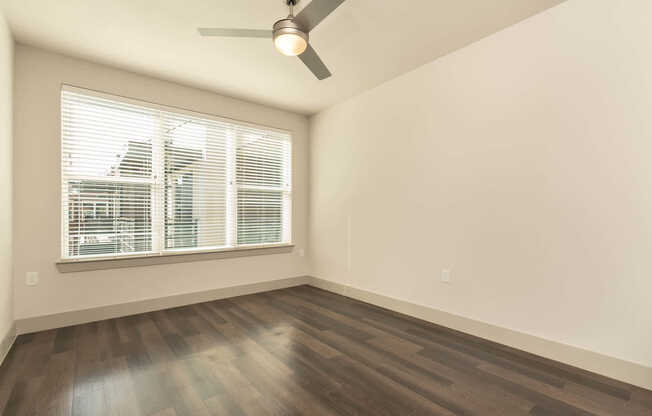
[63,101,157,177]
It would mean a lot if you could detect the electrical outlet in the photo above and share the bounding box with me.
[26,272,39,286]
[298,248,305,257]
[441,269,451,284]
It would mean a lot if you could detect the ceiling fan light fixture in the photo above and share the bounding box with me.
[275,33,308,56]
[273,18,308,56]
[198,0,339,79]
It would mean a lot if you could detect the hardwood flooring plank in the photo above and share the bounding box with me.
[53,326,77,354]
[530,405,565,415]
[3,377,45,416]
[31,350,75,416]
[128,363,174,415]
[102,357,144,416]
[564,382,650,416]
[160,362,213,416]
[0,341,30,414]
[419,347,596,415]
[150,409,177,416]
[630,387,652,410]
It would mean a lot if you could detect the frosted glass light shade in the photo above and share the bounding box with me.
[274,33,308,56]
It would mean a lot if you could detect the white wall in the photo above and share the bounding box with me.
[310,0,652,370]
[0,13,13,342]
[13,45,310,320]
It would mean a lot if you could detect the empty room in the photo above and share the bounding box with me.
[0,0,651,415]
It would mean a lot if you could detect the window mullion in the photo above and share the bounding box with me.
[151,111,165,254]
[226,126,237,248]
[61,179,70,258]
[283,139,292,244]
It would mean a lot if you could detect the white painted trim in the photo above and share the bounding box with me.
[15,276,311,334]
[56,244,295,273]
[308,277,652,391]
[0,323,16,367]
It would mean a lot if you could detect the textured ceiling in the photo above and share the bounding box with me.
[1,0,566,114]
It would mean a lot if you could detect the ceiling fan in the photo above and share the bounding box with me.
[198,0,346,80]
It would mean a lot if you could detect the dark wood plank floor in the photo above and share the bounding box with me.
[0,285,650,415]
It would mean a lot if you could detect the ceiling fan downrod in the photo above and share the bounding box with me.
[287,0,297,18]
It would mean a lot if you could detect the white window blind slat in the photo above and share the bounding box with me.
[61,87,292,259]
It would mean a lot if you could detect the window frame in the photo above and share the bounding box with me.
[59,84,293,263]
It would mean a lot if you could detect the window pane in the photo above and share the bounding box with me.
[62,92,157,180]
[163,118,227,249]
[236,132,286,188]
[62,90,157,258]
[237,190,283,245]
[67,181,152,257]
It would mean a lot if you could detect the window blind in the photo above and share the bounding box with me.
[61,86,292,259]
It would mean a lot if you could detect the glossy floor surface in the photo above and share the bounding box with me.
[0,285,650,415]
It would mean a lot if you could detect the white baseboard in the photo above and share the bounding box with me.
[309,277,652,391]
[0,323,16,367]
[10,274,651,390]
[15,275,311,334]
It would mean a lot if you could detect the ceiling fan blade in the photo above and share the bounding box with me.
[294,0,346,32]
[299,44,331,80]
[197,28,272,38]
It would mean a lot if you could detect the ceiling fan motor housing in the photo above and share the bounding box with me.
[272,18,308,44]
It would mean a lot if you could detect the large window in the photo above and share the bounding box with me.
[61,86,292,259]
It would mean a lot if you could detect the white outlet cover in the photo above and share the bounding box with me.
[298,248,305,257]
[441,269,451,283]
[26,272,39,286]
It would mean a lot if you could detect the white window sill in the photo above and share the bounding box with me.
[56,243,295,273]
